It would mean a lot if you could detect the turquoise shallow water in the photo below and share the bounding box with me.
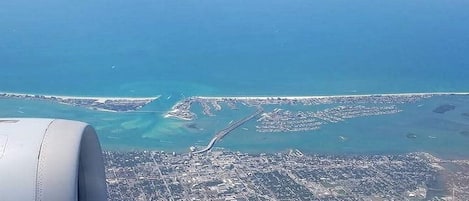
[1,0,469,158]
[1,95,469,159]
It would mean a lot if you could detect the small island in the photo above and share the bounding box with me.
[0,92,160,112]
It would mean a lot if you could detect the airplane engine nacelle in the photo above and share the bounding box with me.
[0,118,107,201]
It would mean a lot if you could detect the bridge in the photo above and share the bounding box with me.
[192,108,263,154]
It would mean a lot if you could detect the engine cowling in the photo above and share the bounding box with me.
[0,118,107,201]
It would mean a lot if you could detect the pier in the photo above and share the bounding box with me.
[193,108,263,154]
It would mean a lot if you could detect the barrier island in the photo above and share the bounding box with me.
[165,92,469,133]
[0,92,160,112]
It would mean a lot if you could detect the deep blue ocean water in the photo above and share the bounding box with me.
[2,0,469,96]
[1,0,469,157]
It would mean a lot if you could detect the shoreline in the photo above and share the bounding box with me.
[0,91,161,101]
[194,91,469,100]
[164,91,469,121]
[2,91,468,101]
[0,92,161,112]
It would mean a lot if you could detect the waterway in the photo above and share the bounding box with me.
[1,94,469,159]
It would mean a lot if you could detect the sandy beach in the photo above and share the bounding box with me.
[194,92,469,100]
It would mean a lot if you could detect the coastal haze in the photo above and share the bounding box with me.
[1,0,469,200]
[1,0,469,96]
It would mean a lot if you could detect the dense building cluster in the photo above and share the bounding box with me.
[104,149,469,201]
[256,105,401,132]
[165,94,425,133]
[165,94,433,121]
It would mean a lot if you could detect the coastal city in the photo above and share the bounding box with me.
[103,93,469,200]
[0,92,159,112]
[104,149,469,201]
[2,0,469,200]
[1,91,468,200]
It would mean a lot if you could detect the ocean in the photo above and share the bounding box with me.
[1,0,469,158]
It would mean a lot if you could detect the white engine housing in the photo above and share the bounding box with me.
[0,118,107,201]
